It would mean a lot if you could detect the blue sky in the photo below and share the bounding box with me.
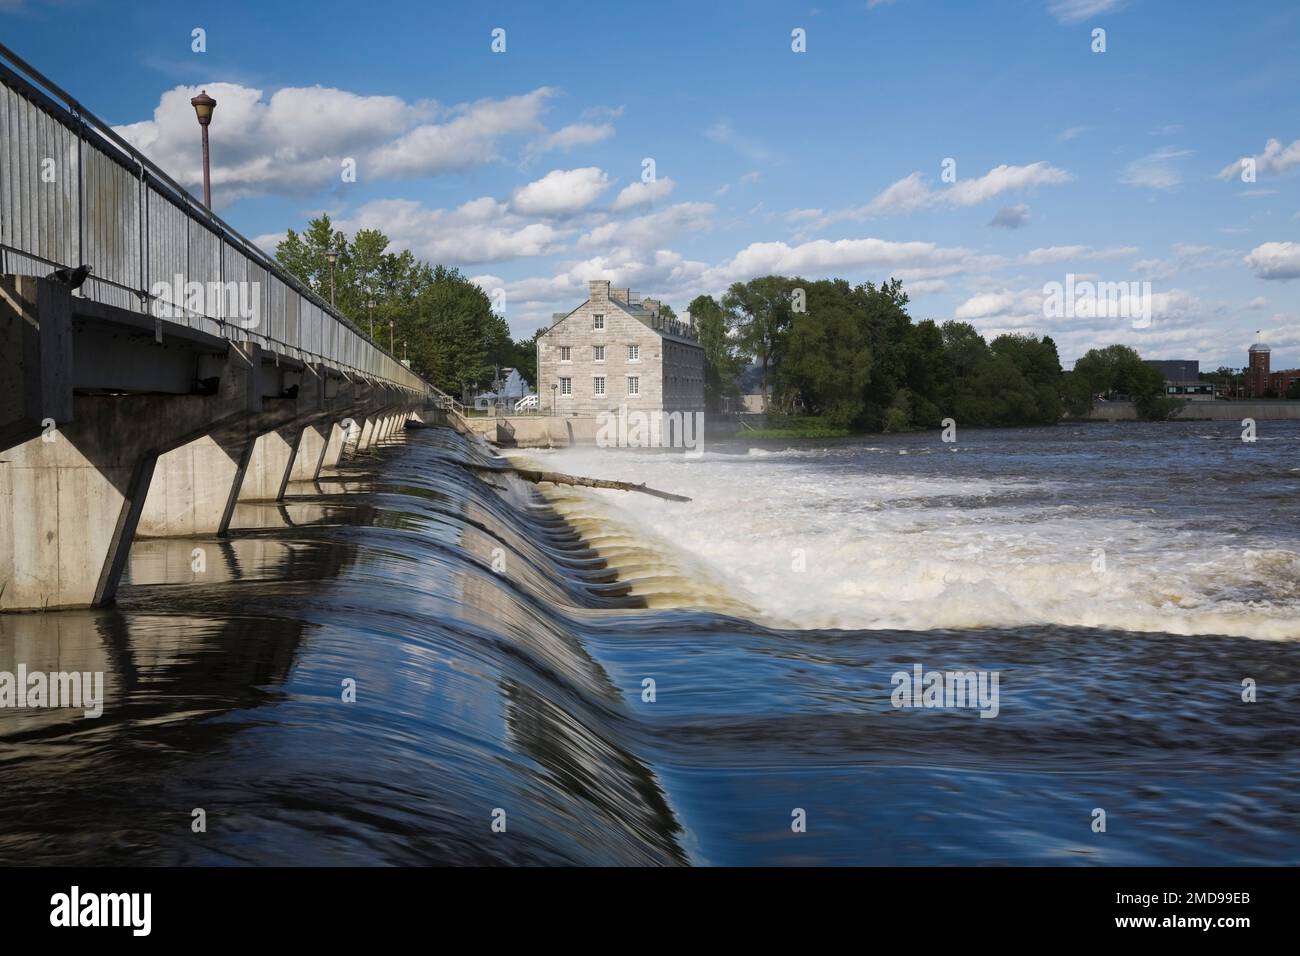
[3,0,1298,368]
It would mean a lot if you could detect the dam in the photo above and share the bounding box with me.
[0,44,440,610]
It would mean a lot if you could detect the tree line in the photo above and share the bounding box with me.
[274,226,1181,427]
[274,215,536,398]
[687,276,1180,430]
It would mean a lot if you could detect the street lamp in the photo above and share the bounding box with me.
[551,383,557,416]
[368,299,375,339]
[326,251,337,306]
[389,319,394,353]
[189,90,217,208]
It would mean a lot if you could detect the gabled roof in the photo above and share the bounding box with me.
[543,297,702,347]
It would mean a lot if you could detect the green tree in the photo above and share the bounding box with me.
[276,216,512,395]
[688,293,741,414]
[1072,344,1171,420]
[776,278,873,425]
[722,275,798,409]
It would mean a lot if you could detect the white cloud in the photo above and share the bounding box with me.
[1217,137,1300,181]
[509,167,610,216]
[371,89,555,178]
[338,196,568,265]
[989,204,1030,229]
[251,231,286,255]
[948,162,1073,205]
[801,163,1071,229]
[702,237,990,287]
[115,83,556,203]
[1120,148,1193,190]
[579,202,713,250]
[610,177,676,211]
[956,290,1021,320]
[1048,0,1124,24]
[530,122,615,154]
[1132,243,1238,280]
[1020,244,1138,265]
[1057,125,1090,141]
[1244,241,1300,280]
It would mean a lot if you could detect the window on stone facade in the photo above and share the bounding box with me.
[593,314,604,330]
[593,345,604,361]
[593,376,606,397]
[627,376,639,396]
[560,377,572,396]
[627,344,639,361]
[559,345,571,361]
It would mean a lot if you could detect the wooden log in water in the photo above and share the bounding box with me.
[469,464,691,502]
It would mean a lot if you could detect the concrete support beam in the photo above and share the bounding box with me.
[136,432,248,537]
[0,276,73,450]
[236,425,300,502]
[1,321,263,609]
[358,416,377,451]
[0,344,264,609]
[1,275,428,611]
[290,422,329,482]
[320,419,351,471]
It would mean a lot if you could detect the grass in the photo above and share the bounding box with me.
[737,415,852,440]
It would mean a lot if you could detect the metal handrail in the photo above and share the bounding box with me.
[0,41,434,396]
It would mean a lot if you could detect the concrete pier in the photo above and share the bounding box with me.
[1,276,428,611]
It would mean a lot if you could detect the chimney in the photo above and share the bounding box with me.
[588,279,610,300]
[610,287,630,303]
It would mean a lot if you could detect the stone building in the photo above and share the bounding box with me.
[536,280,704,417]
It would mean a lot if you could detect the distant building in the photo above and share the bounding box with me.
[1145,359,1199,382]
[473,368,532,410]
[1270,367,1300,397]
[536,280,704,416]
[1145,358,1215,401]
[1246,342,1271,397]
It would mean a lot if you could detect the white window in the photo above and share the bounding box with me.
[559,345,571,362]
[627,375,640,396]
[593,344,605,362]
[593,314,605,330]
[559,377,572,396]
[627,344,640,362]
[593,376,606,397]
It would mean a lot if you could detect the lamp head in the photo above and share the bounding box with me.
[190,90,217,127]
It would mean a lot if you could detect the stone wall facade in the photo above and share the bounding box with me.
[537,280,704,417]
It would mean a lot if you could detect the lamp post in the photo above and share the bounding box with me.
[389,319,394,353]
[551,383,557,417]
[189,90,217,208]
[368,299,375,339]
[326,251,337,306]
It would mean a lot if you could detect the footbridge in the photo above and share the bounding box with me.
[0,44,451,610]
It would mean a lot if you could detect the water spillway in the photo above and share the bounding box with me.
[2,423,1299,865]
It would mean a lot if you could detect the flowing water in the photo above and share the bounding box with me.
[1,421,1298,865]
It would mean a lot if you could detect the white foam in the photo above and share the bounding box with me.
[522,446,1300,640]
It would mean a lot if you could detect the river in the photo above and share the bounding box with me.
[1,421,1297,865]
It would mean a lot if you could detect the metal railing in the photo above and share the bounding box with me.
[0,42,432,396]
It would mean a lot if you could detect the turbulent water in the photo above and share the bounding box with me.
[1,421,1298,865]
